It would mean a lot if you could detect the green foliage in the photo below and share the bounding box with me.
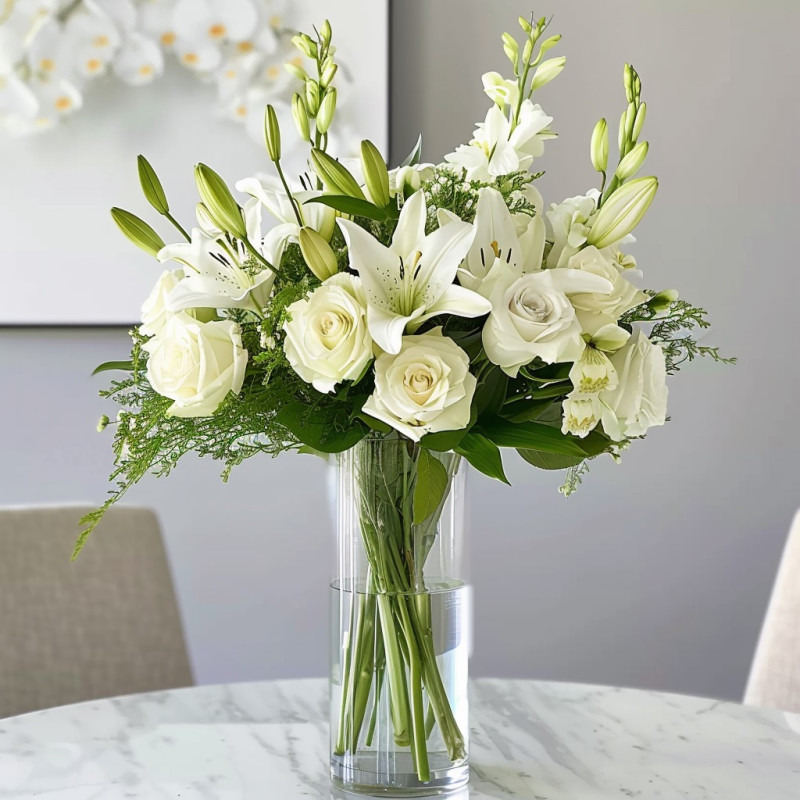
[413,448,449,523]
[454,431,510,484]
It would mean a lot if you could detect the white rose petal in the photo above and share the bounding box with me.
[363,329,476,442]
[283,274,373,394]
[600,329,668,441]
[143,313,247,418]
[140,268,184,337]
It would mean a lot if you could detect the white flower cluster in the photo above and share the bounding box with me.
[0,0,314,141]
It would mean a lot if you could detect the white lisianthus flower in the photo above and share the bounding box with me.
[143,312,248,418]
[140,268,184,336]
[283,274,373,394]
[481,263,614,376]
[444,99,554,181]
[569,345,619,394]
[561,393,602,438]
[566,246,648,334]
[481,71,519,110]
[545,191,599,268]
[600,330,668,441]
[363,329,476,442]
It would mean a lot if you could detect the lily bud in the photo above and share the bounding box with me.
[618,107,629,152]
[586,176,658,249]
[361,139,390,207]
[590,118,609,173]
[299,227,339,281]
[320,60,337,88]
[534,34,561,64]
[194,164,247,239]
[624,63,634,103]
[137,155,169,215]
[284,62,308,82]
[316,87,336,134]
[531,56,566,91]
[502,33,519,72]
[196,202,222,236]
[292,93,311,141]
[615,141,648,181]
[292,33,317,59]
[310,148,366,199]
[110,207,165,258]
[648,289,679,314]
[305,79,320,116]
[263,104,281,162]
[320,19,332,46]
[518,16,532,33]
[632,102,647,141]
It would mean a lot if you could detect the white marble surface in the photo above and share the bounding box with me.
[0,678,798,799]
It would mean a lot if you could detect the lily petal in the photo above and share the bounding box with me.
[367,304,424,354]
[410,283,492,330]
[338,218,400,309]
[391,189,427,258]
[413,219,476,302]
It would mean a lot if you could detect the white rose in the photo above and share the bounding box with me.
[561,393,602,438]
[481,263,614,377]
[143,312,247,418]
[140,269,184,337]
[363,328,476,442]
[600,330,668,441]
[283,274,373,394]
[545,191,599,268]
[567,246,648,335]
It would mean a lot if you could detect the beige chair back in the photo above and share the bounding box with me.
[745,510,800,713]
[0,505,192,718]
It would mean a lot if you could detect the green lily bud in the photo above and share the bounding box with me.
[292,93,311,142]
[625,101,636,143]
[292,33,317,59]
[299,227,339,281]
[310,148,366,199]
[618,107,629,152]
[649,289,679,314]
[531,56,566,91]
[624,63,634,103]
[361,138,390,207]
[518,15,532,33]
[320,19,332,46]
[196,202,221,234]
[615,141,649,181]
[137,155,169,215]
[316,87,336,134]
[590,118,609,173]
[534,34,561,63]
[305,79,320,116]
[586,176,658,249]
[320,60,337,88]
[263,104,281,162]
[632,101,647,141]
[111,207,165,258]
[284,62,308,82]
[502,33,519,72]
[194,163,247,239]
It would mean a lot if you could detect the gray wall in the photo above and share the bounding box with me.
[2,0,799,701]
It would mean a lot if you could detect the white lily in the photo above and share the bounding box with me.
[444,186,545,295]
[444,99,554,181]
[159,201,274,313]
[338,190,490,354]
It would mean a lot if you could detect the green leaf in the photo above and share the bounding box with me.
[478,418,589,457]
[517,449,585,471]
[474,367,508,417]
[276,401,367,453]
[137,155,169,215]
[413,448,449,524]
[305,195,389,222]
[500,398,554,423]
[399,134,423,167]
[92,360,134,376]
[455,431,510,484]
[420,426,468,452]
[357,413,393,434]
[110,208,165,258]
[526,382,571,400]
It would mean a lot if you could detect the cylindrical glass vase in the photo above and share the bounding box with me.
[330,435,470,796]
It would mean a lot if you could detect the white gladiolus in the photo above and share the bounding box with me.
[140,268,185,336]
[283,274,373,394]
[144,312,247,418]
[363,329,476,442]
[600,329,668,441]
[481,71,519,109]
[561,393,601,438]
[545,191,599,268]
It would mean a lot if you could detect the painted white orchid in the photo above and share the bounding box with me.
[444,99,554,181]
[338,190,491,354]
[159,201,274,312]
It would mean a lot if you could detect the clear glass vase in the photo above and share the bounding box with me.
[330,435,470,796]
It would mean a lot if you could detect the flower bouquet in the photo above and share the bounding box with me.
[84,14,730,795]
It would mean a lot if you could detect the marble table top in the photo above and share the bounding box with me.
[0,678,798,799]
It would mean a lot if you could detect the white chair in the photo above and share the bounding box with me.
[0,505,193,718]
[745,510,800,713]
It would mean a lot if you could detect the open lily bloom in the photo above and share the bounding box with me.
[338,190,491,354]
[445,99,554,181]
[159,202,274,313]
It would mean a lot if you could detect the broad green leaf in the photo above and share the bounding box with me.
[526,382,571,400]
[92,360,134,376]
[478,418,589,457]
[399,134,423,167]
[421,426,468,452]
[455,431,510,484]
[305,195,388,222]
[500,398,554,423]
[474,367,508,417]
[517,449,585,471]
[357,412,392,434]
[276,402,367,453]
[413,448,449,524]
